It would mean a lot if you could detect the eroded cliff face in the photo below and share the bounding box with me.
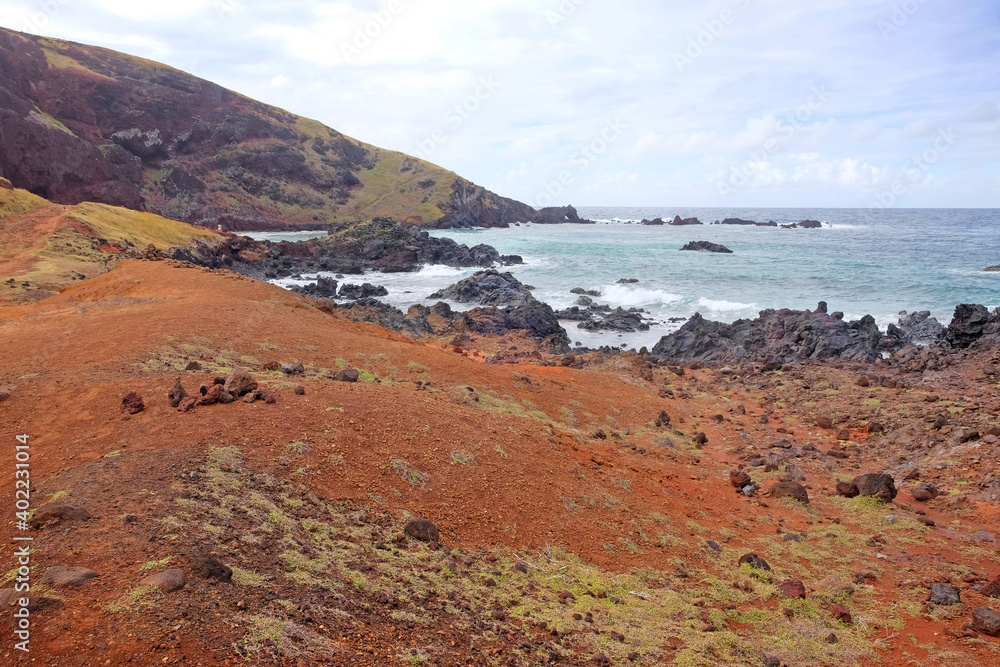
[0,28,536,230]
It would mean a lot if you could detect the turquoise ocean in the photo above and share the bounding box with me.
[260,207,1000,351]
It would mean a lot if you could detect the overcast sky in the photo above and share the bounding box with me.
[2,0,998,208]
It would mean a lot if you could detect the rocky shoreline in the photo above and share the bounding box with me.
[151,217,1000,370]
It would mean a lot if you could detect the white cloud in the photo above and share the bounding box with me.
[0,0,996,206]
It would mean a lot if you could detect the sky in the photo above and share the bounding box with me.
[2,0,999,208]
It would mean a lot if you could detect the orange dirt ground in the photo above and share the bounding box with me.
[0,259,998,666]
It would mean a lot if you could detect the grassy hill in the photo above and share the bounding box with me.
[0,28,536,230]
[0,177,223,303]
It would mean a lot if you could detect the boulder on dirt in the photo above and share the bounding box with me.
[770,481,810,504]
[972,607,1000,636]
[198,384,223,406]
[738,553,771,571]
[41,566,99,588]
[777,579,806,599]
[852,473,897,502]
[403,518,439,543]
[836,481,860,498]
[294,385,305,395]
[911,482,940,502]
[694,432,708,446]
[189,552,232,582]
[929,583,961,605]
[984,576,1000,598]
[224,368,258,397]
[140,568,186,593]
[336,368,360,383]
[29,503,92,528]
[730,471,753,488]
[178,396,197,412]
[168,381,188,408]
[832,603,853,624]
[121,392,144,415]
[816,415,834,429]
[0,385,14,402]
[185,360,202,371]
[655,411,671,427]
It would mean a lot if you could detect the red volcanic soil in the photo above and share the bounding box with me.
[0,260,998,666]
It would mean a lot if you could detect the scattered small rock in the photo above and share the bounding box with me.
[972,607,1000,636]
[738,553,771,571]
[836,481,860,498]
[29,503,92,529]
[731,471,753,488]
[852,473,897,502]
[403,518,440,542]
[224,368,258,397]
[831,603,853,624]
[336,368,360,383]
[911,482,939,502]
[777,579,806,599]
[41,566,99,588]
[294,385,306,396]
[770,481,809,504]
[121,392,144,415]
[929,583,961,606]
[140,568,186,593]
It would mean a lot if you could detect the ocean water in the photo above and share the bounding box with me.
[265,207,1000,351]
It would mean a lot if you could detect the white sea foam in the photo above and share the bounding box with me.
[601,284,684,307]
[695,297,759,314]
